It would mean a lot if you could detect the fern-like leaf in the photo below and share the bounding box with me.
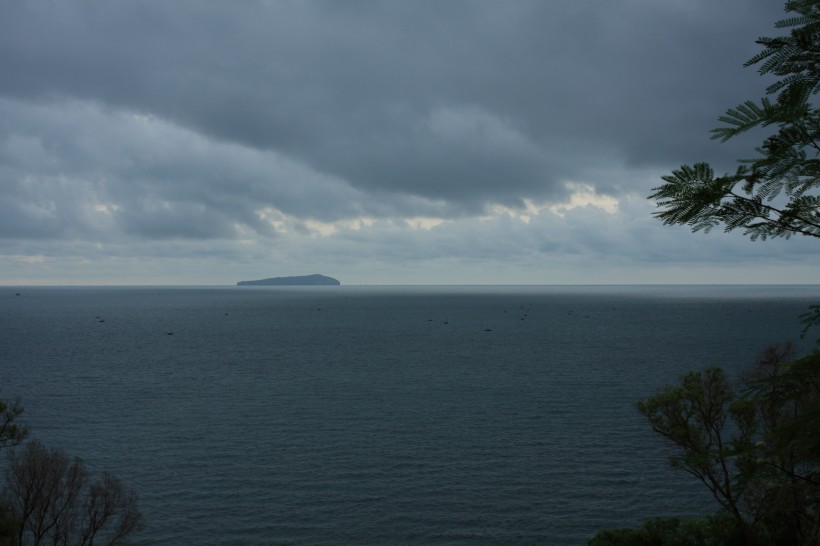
[651,0,820,242]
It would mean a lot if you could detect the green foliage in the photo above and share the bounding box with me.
[743,348,820,473]
[588,515,746,546]
[617,5,820,543]
[625,346,820,545]
[800,303,820,341]
[649,0,820,240]
[636,368,753,530]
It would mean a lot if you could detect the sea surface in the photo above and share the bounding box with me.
[1,284,819,545]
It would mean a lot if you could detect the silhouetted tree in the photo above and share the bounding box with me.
[4,441,143,546]
[591,347,820,545]
[0,399,27,453]
[0,397,28,546]
[593,2,820,543]
[0,398,142,546]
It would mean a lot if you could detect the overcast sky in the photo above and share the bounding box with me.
[1,0,816,285]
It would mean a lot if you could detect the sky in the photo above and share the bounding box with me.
[1,0,817,285]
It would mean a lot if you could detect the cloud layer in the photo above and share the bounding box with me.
[1,0,816,284]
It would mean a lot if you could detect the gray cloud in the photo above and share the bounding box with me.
[1,0,815,284]
[0,1,783,200]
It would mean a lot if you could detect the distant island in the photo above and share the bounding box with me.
[237,274,341,286]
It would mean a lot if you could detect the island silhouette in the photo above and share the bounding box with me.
[237,274,341,286]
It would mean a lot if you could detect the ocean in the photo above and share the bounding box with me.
[1,285,818,545]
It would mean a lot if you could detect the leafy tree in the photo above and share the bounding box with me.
[649,0,820,241]
[636,368,751,533]
[594,2,820,544]
[592,348,820,545]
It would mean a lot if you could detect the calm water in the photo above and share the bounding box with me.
[1,285,818,545]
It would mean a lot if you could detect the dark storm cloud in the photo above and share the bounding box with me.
[5,0,817,286]
[0,0,784,212]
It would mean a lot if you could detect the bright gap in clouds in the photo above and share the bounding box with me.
[549,184,619,218]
